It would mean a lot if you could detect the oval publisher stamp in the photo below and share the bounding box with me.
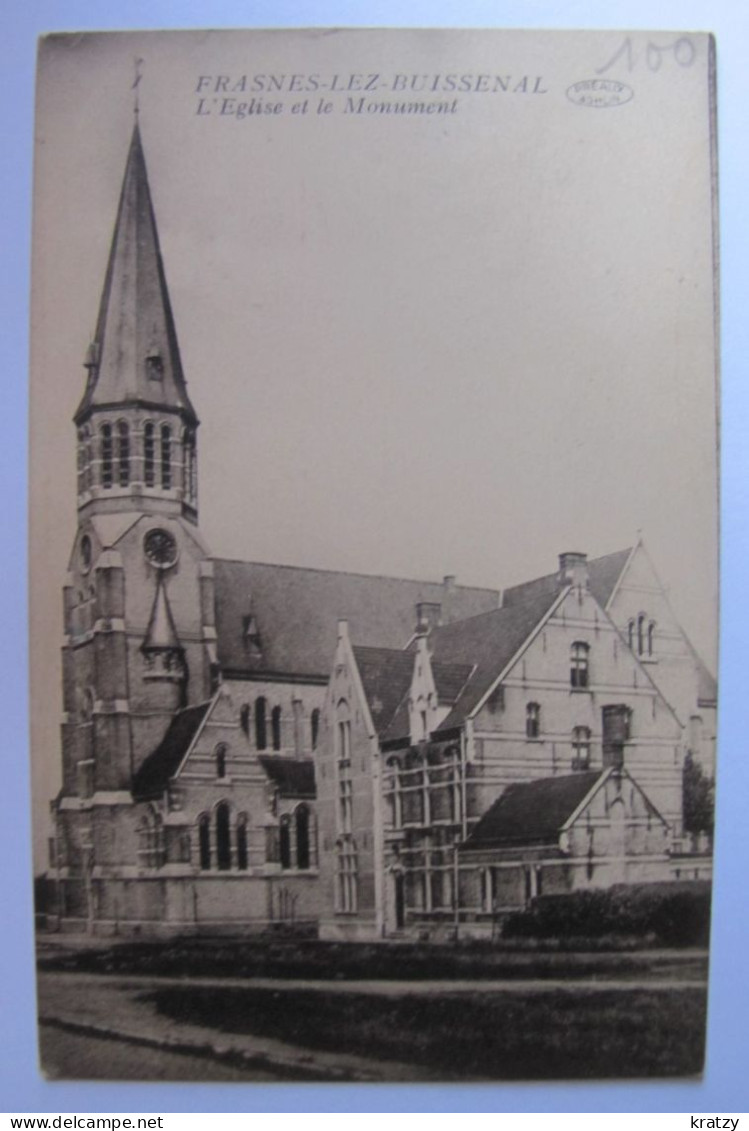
[566,79,634,108]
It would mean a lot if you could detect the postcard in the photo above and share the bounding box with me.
[30,28,718,1082]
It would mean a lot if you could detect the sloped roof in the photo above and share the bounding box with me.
[427,588,562,730]
[371,654,476,743]
[501,548,632,611]
[132,701,211,800]
[465,771,602,848]
[352,646,415,737]
[76,122,197,426]
[433,659,475,704]
[213,558,499,679]
[258,756,316,798]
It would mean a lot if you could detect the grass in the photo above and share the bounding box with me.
[145,981,707,1080]
[37,935,708,982]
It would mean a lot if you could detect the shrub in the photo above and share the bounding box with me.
[502,881,711,947]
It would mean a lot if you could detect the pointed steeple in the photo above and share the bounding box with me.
[141,573,187,699]
[142,572,182,652]
[75,121,197,426]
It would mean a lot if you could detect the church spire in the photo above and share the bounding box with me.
[74,121,199,525]
[75,121,197,426]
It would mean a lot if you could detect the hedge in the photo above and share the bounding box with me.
[502,881,711,947]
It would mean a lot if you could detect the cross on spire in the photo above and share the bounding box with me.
[132,56,144,117]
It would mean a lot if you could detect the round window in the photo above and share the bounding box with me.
[143,527,178,569]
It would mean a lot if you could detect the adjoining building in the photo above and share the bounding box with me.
[47,122,715,937]
[315,551,709,941]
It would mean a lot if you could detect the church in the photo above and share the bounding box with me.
[47,121,716,937]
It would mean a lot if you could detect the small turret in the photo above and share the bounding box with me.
[141,574,186,700]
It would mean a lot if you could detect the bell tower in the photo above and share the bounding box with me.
[57,116,216,891]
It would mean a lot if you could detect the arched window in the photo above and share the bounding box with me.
[526,702,541,739]
[144,422,155,487]
[337,702,353,835]
[401,750,425,826]
[648,620,656,657]
[182,430,190,495]
[117,421,130,486]
[85,428,94,491]
[236,814,248,871]
[335,837,358,913]
[136,811,164,869]
[198,814,211,870]
[271,705,282,751]
[446,745,461,824]
[337,702,351,761]
[215,743,227,779]
[385,756,402,829]
[100,423,113,488]
[570,642,590,689]
[481,867,496,914]
[571,726,592,771]
[311,708,320,750]
[77,428,88,495]
[240,703,250,737]
[296,805,311,870]
[189,433,197,500]
[183,429,197,501]
[161,424,172,489]
[280,814,292,869]
[255,696,267,750]
[627,619,635,650]
[637,614,645,656]
[215,802,231,871]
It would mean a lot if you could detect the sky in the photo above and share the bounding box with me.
[29,28,719,858]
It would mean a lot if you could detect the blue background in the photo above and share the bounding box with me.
[3,0,747,1114]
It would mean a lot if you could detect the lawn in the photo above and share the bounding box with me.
[37,935,708,983]
[145,981,707,1080]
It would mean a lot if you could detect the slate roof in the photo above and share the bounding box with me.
[132,701,211,800]
[501,548,632,611]
[464,771,602,848]
[213,558,499,679]
[373,656,476,744]
[75,122,197,426]
[352,646,415,737]
[433,660,475,705]
[258,756,316,798]
[426,588,562,731]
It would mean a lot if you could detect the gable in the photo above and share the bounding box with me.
[605,543,717,714]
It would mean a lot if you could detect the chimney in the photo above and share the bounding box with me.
[415,601,442,633]
[558,551,589,590]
